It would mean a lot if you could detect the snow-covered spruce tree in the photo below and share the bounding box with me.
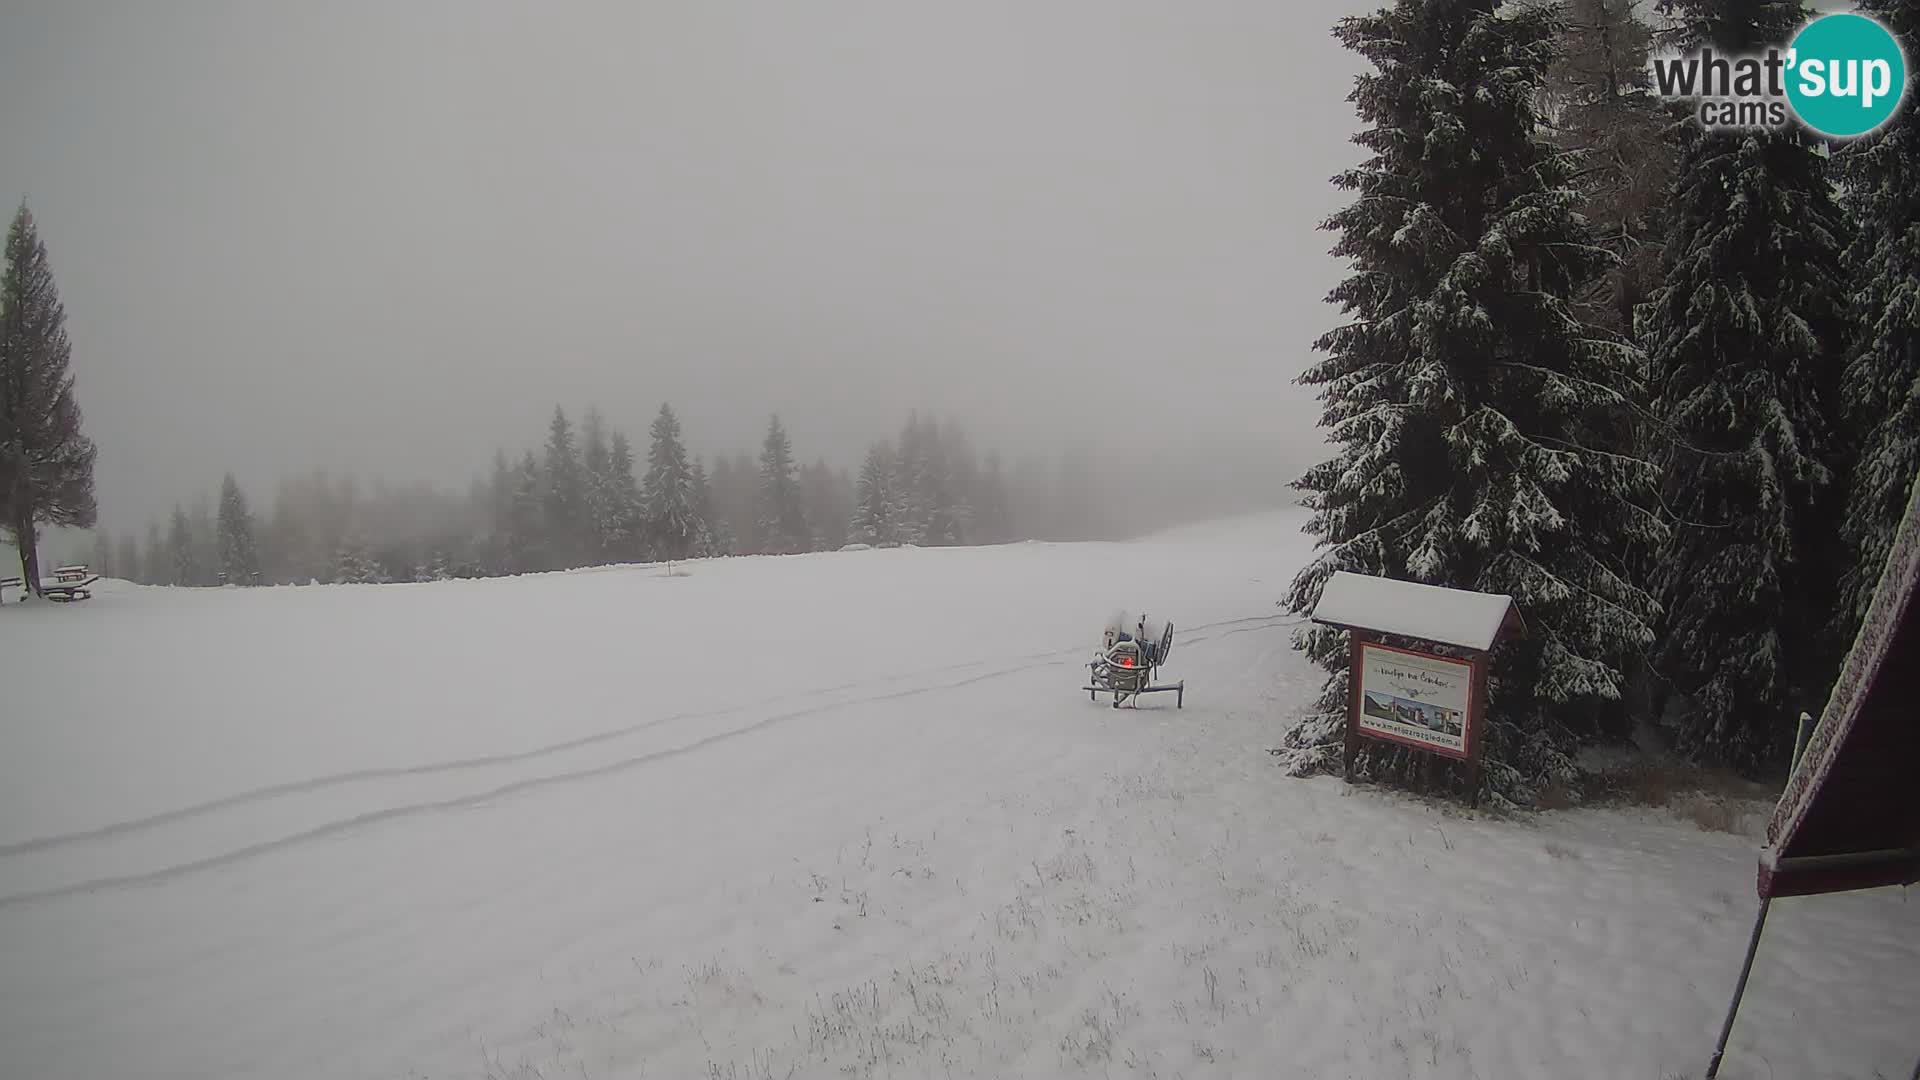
[0,204,98,591]
[643,403,700,562]
[332,533,387,584]
[422,548,453,582]
[893,413,931,545]
[974,451,1013,543]
[920,419,962,545]
[893,411,966,545]
[1539,0,1680,725]
[483,449,514,574]
[604,429,644,561]
[1539,0,1675,338]
[114,532,139,583]
[580,408,613,565]
[88,529,112,578]
[852,442,901,546]
[711,453,758,554]
[507,450,548,573]
[189,496,219,586]
[267,473,328,584]
[756,414,810,554]
[252,496,286,583]
[801,459,852,551]
[1833,0,1920,643]
[541,405,586,570]
[800,460,828,548]
[216,473,261,585]
[1281,0,1663,804]
[1638,0,1852,774]
[689,456,727,556]
[939,419,977,544]
[707,455,737,552]
[167,504,201,586]
[731,451,760,549]
[143,519,168,585]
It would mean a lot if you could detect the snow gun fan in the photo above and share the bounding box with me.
[1084,613,1183,709]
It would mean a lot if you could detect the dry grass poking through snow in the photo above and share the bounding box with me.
[1546,761,1779,838]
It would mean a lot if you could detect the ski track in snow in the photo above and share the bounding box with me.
[0,617,1301,908]
[2,514,1916,1080]
[0,613,1297,861]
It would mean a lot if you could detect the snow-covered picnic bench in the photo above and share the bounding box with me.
[0,567,99,603]
[41,573,97,601]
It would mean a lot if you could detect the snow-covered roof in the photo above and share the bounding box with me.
[1761,473,1920,899]
[1309,571,1522,652]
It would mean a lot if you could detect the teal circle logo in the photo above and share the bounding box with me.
[1786,13,1908,138]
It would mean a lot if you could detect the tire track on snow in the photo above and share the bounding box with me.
[0,615,1302,908]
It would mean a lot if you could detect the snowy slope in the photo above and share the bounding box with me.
[0,512,1915,1080]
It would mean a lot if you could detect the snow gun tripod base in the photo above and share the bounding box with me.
[1084,621,1182,709]
[1085,679,1184,709]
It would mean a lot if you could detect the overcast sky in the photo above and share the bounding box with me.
[1,1,1377,533]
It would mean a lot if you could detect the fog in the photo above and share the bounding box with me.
[0,1,1376,541]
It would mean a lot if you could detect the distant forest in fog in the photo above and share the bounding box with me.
[56,405,1290,585]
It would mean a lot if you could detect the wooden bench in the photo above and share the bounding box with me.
[53,564,89,583]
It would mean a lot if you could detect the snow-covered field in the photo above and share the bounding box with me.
[2,511,1915,1080]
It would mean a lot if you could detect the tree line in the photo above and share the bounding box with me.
[80,407,1085,587]
[1279,0,1920,801]
[7,190,1276,594]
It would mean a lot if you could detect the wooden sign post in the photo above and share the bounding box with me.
[1310,571,1525,806]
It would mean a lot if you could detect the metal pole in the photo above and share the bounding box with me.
[1792,711,1814,773]
[1706,712,1815,1079]
[1705,896,1773,1079]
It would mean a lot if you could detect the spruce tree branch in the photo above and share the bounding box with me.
[1526,430,1737,531]
[1524,432,1651,472]
[1491,359,1750,462]
[1299,497,1442,582]
[1501,550,1654,638]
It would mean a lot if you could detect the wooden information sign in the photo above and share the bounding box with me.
[1309,571,1523,804]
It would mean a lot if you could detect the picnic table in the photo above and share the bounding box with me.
[42,574,98,601]
[0,569,98,602]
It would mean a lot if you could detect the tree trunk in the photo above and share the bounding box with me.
[15,505,43,597]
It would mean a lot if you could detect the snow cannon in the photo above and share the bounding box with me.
[1085,611,1182,709]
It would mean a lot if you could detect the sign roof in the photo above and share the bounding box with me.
[1309,571,1522,652]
